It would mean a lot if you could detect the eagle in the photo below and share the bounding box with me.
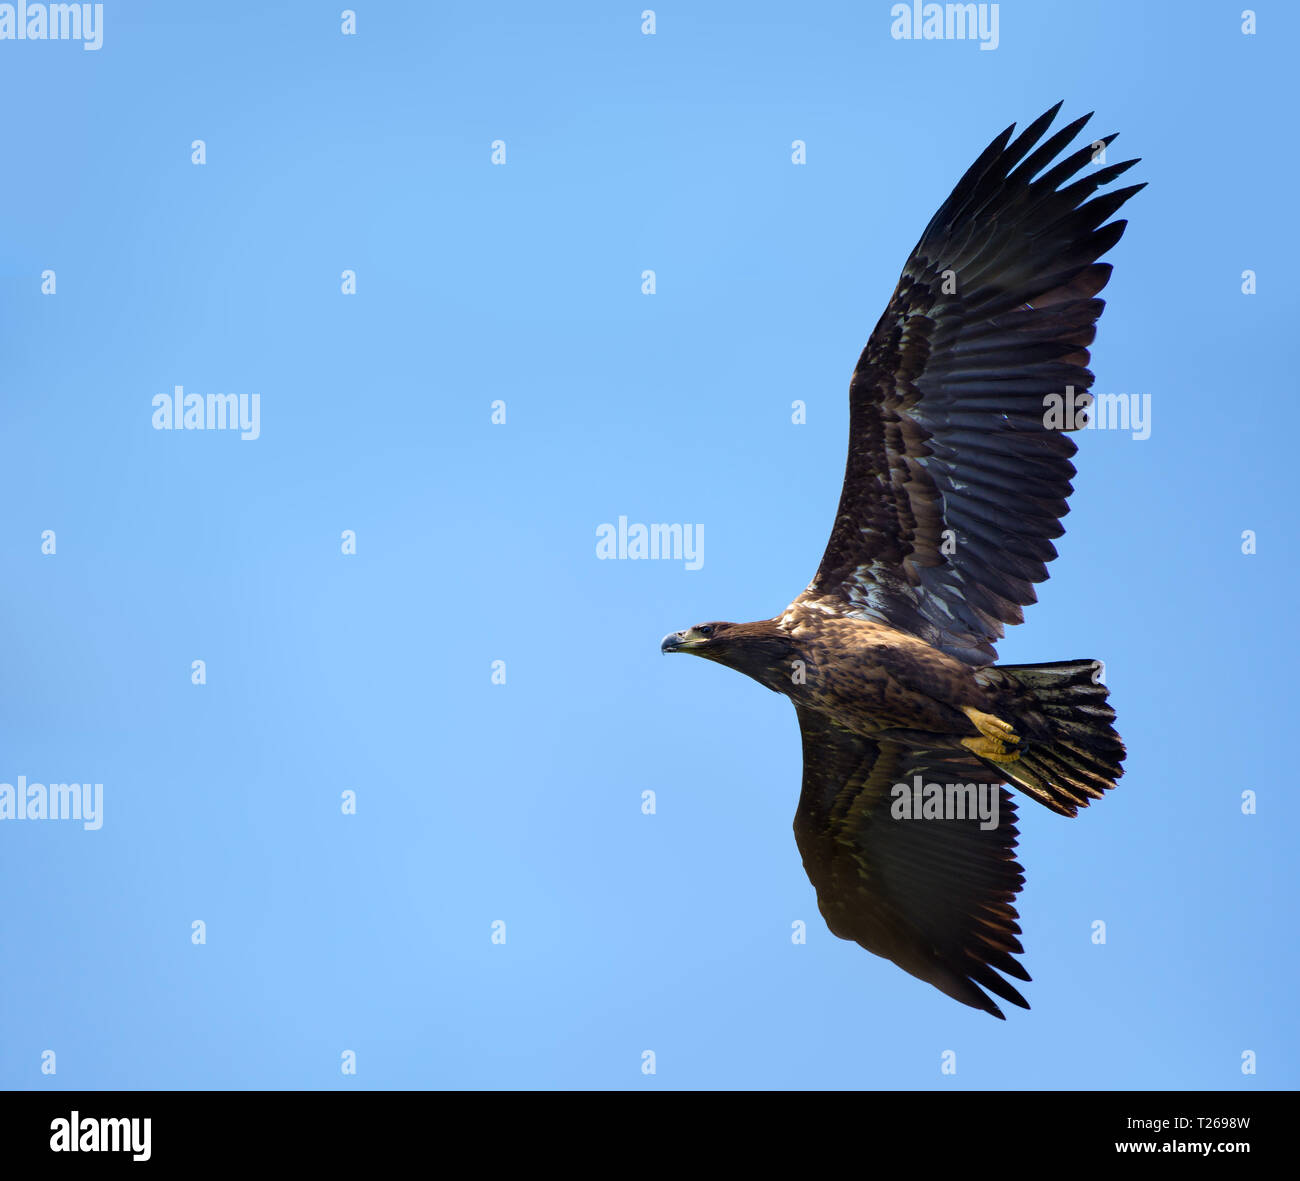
[661,104,1138,1018]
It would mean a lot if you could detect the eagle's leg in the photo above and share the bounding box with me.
[960,706,1021,763]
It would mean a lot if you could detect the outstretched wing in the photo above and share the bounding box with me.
[801,104,1143,665]
[793,708,1029,1018]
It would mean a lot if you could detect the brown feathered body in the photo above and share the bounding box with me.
[703,608,986,737]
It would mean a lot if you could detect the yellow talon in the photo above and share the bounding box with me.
[961,735,1022,764]
[962,705,1020,745]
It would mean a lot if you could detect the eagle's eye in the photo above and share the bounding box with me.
[697,625,715,638]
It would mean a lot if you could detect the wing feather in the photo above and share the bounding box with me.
[793,709,1029,1018]
[802,105,1143,664]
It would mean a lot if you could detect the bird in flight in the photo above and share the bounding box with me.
[661,104,1138,1018]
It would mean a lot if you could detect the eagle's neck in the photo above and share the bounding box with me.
[714,617,808,696]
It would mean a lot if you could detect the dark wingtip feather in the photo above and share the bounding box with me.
[1004,103,1065,168]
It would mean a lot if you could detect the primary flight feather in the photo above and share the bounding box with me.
[662,104,1138,1018]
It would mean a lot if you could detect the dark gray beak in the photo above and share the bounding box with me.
[660,631,686,653]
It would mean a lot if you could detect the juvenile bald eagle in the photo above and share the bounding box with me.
[662,104,1137,1018]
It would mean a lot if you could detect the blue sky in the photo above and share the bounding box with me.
[0,1,1295,1089]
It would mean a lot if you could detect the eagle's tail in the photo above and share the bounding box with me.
[975,659,1125,817]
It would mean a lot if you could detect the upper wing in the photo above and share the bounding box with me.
[802,104,1143,665]
[793,707,1029,1018]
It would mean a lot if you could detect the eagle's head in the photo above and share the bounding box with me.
[661,619,800,692]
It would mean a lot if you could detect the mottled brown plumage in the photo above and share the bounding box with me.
[662,104,1136,1018]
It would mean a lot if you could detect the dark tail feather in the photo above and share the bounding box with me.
[975,659,1125,817]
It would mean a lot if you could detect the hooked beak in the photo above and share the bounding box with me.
[661,631,687,654]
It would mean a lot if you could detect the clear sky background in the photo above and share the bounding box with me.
[1,1,1295,1090]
